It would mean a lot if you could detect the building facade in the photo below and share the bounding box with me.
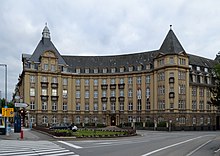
[14,25,219,130]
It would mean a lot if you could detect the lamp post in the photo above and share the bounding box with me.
[0,64,8,135]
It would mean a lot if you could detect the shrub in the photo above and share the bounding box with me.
[157,121,167,127]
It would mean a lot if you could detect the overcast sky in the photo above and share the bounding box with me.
[0,0,220,100]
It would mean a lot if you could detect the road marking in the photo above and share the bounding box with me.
[214,147,220,153]
[141,136,204,156]
[58,141,83,149]
[186,140,212,156]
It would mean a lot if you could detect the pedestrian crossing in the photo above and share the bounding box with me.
[0,140,79,156]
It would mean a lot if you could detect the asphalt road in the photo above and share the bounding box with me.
[56,130,220,156]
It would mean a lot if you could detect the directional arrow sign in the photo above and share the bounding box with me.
[15,103,29,108]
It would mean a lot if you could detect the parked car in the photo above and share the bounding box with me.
[49,123,72,130]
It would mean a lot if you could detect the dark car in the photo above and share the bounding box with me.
[49,123,72,130]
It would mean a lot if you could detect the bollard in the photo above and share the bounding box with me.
[20,130,23,140]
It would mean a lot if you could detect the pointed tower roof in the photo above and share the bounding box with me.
[159,25,185,54]
[29,24,67,65]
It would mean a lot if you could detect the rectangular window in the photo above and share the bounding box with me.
[63,78,68,85]
[52,77,57,83]
[63,89,67,98]
[128,77,133,84]
[102,90,107,97]
[146,87,150,97]
[30,76,35,83]
[42,101,47,110]
[137,100,142,111]
[146,75,150,83]
[119,103,124,111]
[111,103,115,111]
[111,90,116,97]
[192,100,197,110]
[76,91,80,98]
[52,101,57,111]
[42,88,47,96]
[85,79,89,86]
[102,103,107,111]
[102,79,107,85]
[30,101,35,110]
[146,99,150,110]
[76,103,80,111]
[76,79,80,86]
[119,78,124,84]
[52,89,57,96]
[63,103,68,111]
[94,103,98,111]
[119,90,124,97]
[178,100,186,110]
[128,102,133,111]
[51,64,56,72]
[94,91,98,98]
[169,57,174,64]
[85,103,89,111]
[41,76,47,82]
[128,89,133,97]
[111,78,115,84]
[94,79,98,86]
[44,64,48,70]
[137,76,141,84]
[199,88,204,97]
[85,91,89,98]
[30,88,35,96]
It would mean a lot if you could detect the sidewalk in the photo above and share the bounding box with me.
[0,128,53,140]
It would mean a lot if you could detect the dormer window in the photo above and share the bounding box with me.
[62,67,68,72]
[76,68,80,74]
[204,68,208,72]
[137,65,142,71]
[30,64,35,69]
[85,68,89,73]
[146,64,150,70]
[103,68,107,73]
[158,59,164,66]
[196,66,200,71]
[129,66,133,72]
[120,67,124,72]
[94,68,98,73]
[111,68,116,73]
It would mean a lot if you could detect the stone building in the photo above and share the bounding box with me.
[14,25,219,130]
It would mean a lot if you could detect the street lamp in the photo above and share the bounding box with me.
[0,64,8,135]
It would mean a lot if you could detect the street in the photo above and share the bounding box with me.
[1,130,220,155]
[56,131,220,156]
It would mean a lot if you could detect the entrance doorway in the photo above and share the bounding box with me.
[111,116,116,126]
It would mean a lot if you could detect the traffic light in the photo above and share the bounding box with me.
[19,109,26,117]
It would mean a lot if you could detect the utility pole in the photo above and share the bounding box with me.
[0,64,8,135]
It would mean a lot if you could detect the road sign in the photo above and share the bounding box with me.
[15,103,29,108]
[2,108,14,117]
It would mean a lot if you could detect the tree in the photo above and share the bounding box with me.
[209,64,220,107]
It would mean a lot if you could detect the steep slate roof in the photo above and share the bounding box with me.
[29,26,67,65]
[159,26,185,54]
[188,54,217,67]
[62,50,158,72]
[27,25,217,71]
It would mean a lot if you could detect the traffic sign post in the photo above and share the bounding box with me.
[15,103,29,108]
[2,108,14,117]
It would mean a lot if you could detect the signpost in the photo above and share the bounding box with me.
[15,103,29,108]
[2,108,14,117]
